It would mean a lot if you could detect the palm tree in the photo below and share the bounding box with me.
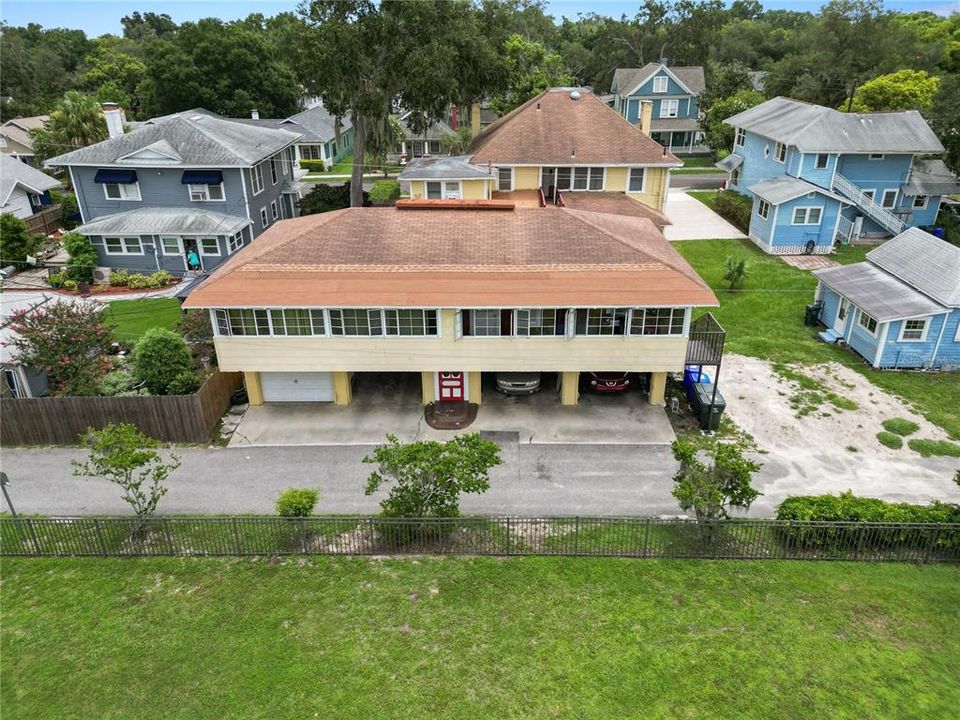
[723,256,749,290]
[30,91,109,164]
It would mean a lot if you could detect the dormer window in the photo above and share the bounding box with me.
[652,76,668,93]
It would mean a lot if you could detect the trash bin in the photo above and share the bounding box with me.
[805,302,823,327]
[694,384,726,431]
[683,365,711,401]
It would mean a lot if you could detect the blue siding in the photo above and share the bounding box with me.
[846,309,881,363]
[768,195,843,250]
[907,195,943,227]
[732,131,786,195]
[748,195,775,243]
[878,311,960,369]
[635,72,689,97]
[796,153,837,189]
[87,225,254,274]
[617,66,700,128]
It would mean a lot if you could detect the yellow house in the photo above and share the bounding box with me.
[183,204,717,410]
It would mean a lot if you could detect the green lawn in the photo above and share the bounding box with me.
[2,557,957,719]
[103,297,182,344]
[674,239,960,438]
[681,156,717,168]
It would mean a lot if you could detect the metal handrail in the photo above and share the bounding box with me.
[832,173,905,235]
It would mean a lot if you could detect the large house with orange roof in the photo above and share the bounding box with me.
[183,201,717,408]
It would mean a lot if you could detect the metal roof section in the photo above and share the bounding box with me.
[903,159,960,197]
[398,156,492,181]
[748,175,848,206]
[724,97,944,154]
[715,154,743,173]
[72,207,251,237]
[813,262,947,322]
[867,228,960,307]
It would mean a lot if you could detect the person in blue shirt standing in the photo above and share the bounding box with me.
[186,248,201,271]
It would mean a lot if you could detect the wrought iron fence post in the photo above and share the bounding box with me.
[922,525,940,564]
[25,518,42,555]
[299,518,308,554]
[163,518,175,556]
[642,519,651,558]
[232,517,242,555]
[574,516,580,556]
[93,518,108,557]
[505,517,512,556]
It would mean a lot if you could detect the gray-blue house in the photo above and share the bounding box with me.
[611,62,705,153]
[717,97,959,255]
[813,228,960,370]
[45,112,300,275]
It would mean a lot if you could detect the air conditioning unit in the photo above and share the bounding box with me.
[92,267,112,285]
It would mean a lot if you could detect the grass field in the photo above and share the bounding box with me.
[104,297,182,344]
[673,239,960,438]
[2,557,957,719]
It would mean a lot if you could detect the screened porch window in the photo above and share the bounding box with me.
[515,309,564,336]
[576,308,627,336]
[629,308,685,336]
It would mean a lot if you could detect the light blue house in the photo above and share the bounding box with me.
[46,111,300,276]
[611,62,705,153]
[717,97,959,255]
[813,228,960,370]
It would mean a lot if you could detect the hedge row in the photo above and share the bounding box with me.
[711,190,753,233]
[299,160,328,172]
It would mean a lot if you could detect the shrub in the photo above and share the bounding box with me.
[0,214,40,270]
[876,431,902,449]
[298,182,368,215]
[180,310,213,343]
[62,279,79,291]
[711,190,752,232]
[47,271,66,288]
[276,488,319,517]
[166,370,202,395]
[369,179,401,204]
[908,438,960,458]
[109,269,129,286]
[723,255,749,289]
[126,273,149,289]
[97,370,137,396]
[147,270,171,288]
[62,232,98,283]
[882,418,920,436]
[299,159,326,172]
[132,328,194,395]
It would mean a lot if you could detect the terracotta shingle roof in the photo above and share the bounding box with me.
[556,192,671,227]
[183,206,715,309]
[469,88,681,166]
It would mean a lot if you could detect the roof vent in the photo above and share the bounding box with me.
[536,102,541,111]
[570,90,581,101]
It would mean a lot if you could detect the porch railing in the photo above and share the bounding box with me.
[832,174,905,236]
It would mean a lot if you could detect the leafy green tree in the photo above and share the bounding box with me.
[132,328,194,395]
[928,74,960,173]
[72,423,180,520]
[81,37,148,116]
[702,89,764,152]
[440,125,474,156]
[30,91,108,164]
[364,433,503,518]
[723,256,749,290]
[842,69,941,112]
[670,439,762,522]
[6,299,113,395]
[120,11,178,41]
[297,183,368,215]
[62,232,98,283]
[0,215,40,270]
[297,0,501,207]
[491,34,574,114]
[702,60,754,107]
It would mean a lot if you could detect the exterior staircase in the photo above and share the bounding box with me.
[832,173,905,236]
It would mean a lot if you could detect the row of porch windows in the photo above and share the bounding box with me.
[102,232,245,256]
[212,307,688,338]
[497,167,646,193]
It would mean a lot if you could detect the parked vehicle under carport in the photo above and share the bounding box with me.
[583,372,631,393]
[495,372,542,395]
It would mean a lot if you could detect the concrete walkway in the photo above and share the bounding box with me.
[663,189,746,241]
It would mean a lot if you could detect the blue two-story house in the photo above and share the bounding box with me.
[611,62,705,153]
[717,97,958,255]
[813,228,960,370]
[45,111,300,275]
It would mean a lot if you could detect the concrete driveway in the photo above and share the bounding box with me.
[663,189,746,241]
[230,372,675,447]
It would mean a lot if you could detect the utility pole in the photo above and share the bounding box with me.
[845,79,858,113]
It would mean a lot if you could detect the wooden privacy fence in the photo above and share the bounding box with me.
[2,516,958,562]
[0,371,241,445]
[23,205,62,235]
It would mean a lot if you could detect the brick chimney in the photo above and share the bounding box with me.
[251,109,260,120]
[102,102,126,139]
[640,100,653,137]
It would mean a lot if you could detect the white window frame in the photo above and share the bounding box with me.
[251,163,265,195]
[383,309,439,337]
[466,308,503,337]
[869,153,885,160]
[187,183,225,202]
[757,199,770,220]
[858,309,878,336]
[271,200,279,220]
[881,189,897,209]
[628,168,646,193]
[791,207,822,225]
[774,142,786,164]
[814,153,829,169]
[227,231,244,254]
[198,237,220,257]
[103,182,141,201]
[660,99,679,118]
[628,308,686,337]
[515,308,562,337]
[260,207,269,229]
[496,167,513,192]
[734,128,746,147]
[862,189,876,202]
[160,236,183,256]
[579,308,628,337]
[730,167,741,186]
[898,318,930,343]
[103,236,143,255]
[270,155,279,185]
[425,180,462,200]
[912,195,928,209]
[652,76,668,93]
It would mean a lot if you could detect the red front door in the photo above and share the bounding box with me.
[438,372,465,402]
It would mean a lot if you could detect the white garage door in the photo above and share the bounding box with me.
[260,372,334,402]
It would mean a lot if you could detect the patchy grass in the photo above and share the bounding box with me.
[832,244,871,265]
[877,431,904,449]
[883,418,921,437]
[682,156,717,168]
[674,239,960,439]
[104,297,182,344]
[846,445,859,453]
[771,362,857,417]
[908,438,960,458]
[3,558,959,719]
[687,189,720,208]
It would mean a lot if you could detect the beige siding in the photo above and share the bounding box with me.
[605,167,628,192]
[214,310,687,374]
[409,180,426,199]
[625,167,669,212]
[513,166,540,190]
[461,179,490,199]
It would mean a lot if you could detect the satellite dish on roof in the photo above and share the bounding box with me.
[570,90,581,100]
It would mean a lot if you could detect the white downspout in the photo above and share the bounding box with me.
[929,312,950,368]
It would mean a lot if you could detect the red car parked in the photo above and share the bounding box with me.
[584,372,631,393]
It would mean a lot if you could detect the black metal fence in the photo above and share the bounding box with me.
[2,516,958,562]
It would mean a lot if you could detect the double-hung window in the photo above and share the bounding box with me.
[104,236,142,255]
[730,167,741,186]
[899,318,928,342]
[912,195,927,209]
[572,167,604,191]
[188,184,224,201]
[199,238,220,256]
[271,201,279,220]
[757,199,770,220]
[858,310,878,335]
[814,153,829,169]
[260,207,269,229]
[660,99,679,118]
[160,237,183,256]
[555,167,572,191]
[251,163,265,195]
[384,309,438,336]
[652,76,668,93]
[628,168,645,192]
[792,207,822,225]
[629,308,685,336]
[104,182,141,201]
[426,181,443,199]
[270,156,279,185]
[224,309,270,336]
[734,128,746,147]
[515,309,561,337]
[881,189,897,209]
[228,232,244,254]
[775,142,787,163]
[269,309,325,336]
[497,167,513,191]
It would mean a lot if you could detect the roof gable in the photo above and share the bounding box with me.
[0,154,60,206]
[613,64,706,96]
[469,88,680,166]
[866,228,960,307]
[117,139,183,164]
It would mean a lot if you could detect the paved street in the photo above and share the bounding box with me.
[670,173,724,189]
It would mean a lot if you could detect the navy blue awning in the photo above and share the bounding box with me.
[94,169,138,184]
[181,170,223,185]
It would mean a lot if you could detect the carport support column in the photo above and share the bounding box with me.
[560,371,579,406]
[332,372,352,406]
[421,372,436,404]
[244,372,263,406]
[649,372,667,406]
[467,372,482,405]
